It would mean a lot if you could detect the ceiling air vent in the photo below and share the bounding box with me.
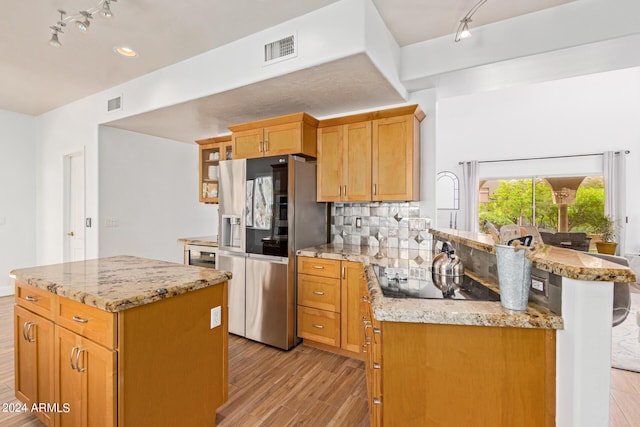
[107,95,122,112]
[264,33,297,65]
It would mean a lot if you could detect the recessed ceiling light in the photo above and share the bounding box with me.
[114,46,138,58]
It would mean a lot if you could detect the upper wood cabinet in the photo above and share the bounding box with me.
[195,135,233,204]
[317,105,424,202]
[229,112,318,159]
[317,122,372,202]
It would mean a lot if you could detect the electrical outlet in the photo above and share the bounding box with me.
[106,217,119,227]
[210,306,221,329]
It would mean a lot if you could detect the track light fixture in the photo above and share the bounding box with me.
[48,0,118,46]
[454,0,487,42]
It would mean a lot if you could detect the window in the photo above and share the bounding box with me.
[479,176,604,235]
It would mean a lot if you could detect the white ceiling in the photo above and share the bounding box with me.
[1,0,577,140]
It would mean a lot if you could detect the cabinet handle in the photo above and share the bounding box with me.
[373,184,377,195]
[26,322,36,343]
[258,141,262,152]
[312,291,325,295]
[69,346,79,371]
[25,295,39,302]
[343,185,347,197]
[338,186,341,197]
[361,295,371,303]
[76,348,86,372]
[72,315,89,323]
[373,363,381,369]
[373,397,381,405]
[312,324,324,329]
[264,140,268,152]
[342,266,346,279]
[311,265,324,270]
[22,321,31,342]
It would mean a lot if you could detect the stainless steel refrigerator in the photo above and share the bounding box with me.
[218,155,326,350]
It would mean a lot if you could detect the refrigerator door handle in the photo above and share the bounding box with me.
[247,253,288,264]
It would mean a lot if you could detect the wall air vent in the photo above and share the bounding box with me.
[263,33,297,65]
[107,95,122,112]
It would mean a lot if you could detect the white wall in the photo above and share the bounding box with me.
[98,127,216,263]
[0,110,36,295]
[435,67,640,254]
[34,0,389,265]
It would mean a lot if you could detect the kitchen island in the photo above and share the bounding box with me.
[11,255,231,427]
[298,229,636,427]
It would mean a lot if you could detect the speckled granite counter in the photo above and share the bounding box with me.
[297,244,563,329]
[177,236,218,247]
[431,228,637,283]
[10,255,231,312]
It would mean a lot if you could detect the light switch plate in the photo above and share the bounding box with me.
[210,306,221,329]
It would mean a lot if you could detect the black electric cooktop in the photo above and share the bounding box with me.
[373,265,500,301]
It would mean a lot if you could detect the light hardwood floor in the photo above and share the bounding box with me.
[1,294,638,426]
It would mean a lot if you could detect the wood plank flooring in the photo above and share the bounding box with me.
[1,294,639,426]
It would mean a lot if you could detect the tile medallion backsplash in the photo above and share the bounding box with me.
[330,202,432,250]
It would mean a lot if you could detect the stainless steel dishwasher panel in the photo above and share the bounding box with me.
[217,251,246,336]
[245,255,290,349]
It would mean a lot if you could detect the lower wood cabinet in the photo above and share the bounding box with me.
[360,294,557,427]
[15,280,228,426]
[14,305,55,426]
[296,257,364,357]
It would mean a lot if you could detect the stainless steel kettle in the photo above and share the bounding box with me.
[431,242,465,298]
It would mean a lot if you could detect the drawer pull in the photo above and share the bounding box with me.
[373,363,381,369]
[373,397,381,405]
[312,291,325,295]
[312,324,325,329]
[311,265,324,270]
[25,295,39,302]
[72,315,89,323]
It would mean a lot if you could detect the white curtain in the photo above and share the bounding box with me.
[603,151,627,255]
[462,161,479,232]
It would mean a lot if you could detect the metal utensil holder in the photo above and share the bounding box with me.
[495,244,532,311]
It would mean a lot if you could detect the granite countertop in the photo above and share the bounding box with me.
[297,244,563,329]
[10,255,231,312]
[430,228,637,283]
[177,236,218,247]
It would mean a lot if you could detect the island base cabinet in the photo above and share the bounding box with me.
[381,322,556,427]
[14,305,54,427]
[54,326,116,427]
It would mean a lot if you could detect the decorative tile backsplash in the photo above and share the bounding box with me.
[330,202,432,250]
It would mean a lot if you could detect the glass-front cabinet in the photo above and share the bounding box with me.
[196,135,233,203]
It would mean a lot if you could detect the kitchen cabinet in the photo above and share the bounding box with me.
[196,135,232,204]
[296,257,364,357]
[360,291,556,426]
[316,105,424,202]
[317,122,372,202]
[14,279,228,426]
[14,305,54,427]
[229,112,318,159]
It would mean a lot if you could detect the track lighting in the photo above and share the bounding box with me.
[47,0,118,46]
[454,0,487,42]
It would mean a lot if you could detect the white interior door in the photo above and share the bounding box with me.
[64,151,85,262]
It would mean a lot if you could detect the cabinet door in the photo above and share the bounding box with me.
[14,305,54,426]
[344,122,372,201]
[55,326,116,427]
[341,261,365,353]
[233,128,264,159]
[264,122,301,155]
[372,114,417,201]
[316,126,343,202]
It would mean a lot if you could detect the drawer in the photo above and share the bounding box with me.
[15,281,54,320]
[297,306,340,347]
[298,274,341,312]
[55,296,116,349]
[297,257,341,278]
